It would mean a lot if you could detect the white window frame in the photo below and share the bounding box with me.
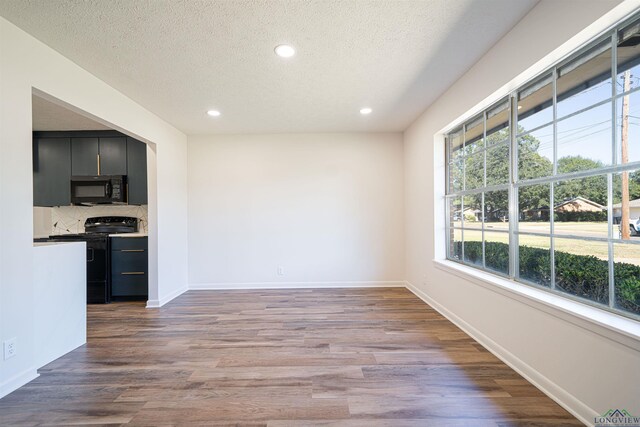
[442,12,640,323]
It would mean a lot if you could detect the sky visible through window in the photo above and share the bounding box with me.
[528,65,640,167]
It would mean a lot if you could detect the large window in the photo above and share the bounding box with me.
[445,15,640,320]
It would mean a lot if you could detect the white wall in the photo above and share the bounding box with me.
[188,133,404,288]
[153,136,188,305]
[404,0,639,424]
[0,17,188,396]
[33,242,86,368]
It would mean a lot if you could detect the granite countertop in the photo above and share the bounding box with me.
[109,232,148,238]
[34,232,148,241]
[33,241,85,247]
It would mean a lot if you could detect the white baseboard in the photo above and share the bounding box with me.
[189,280,406,290]
[146,285,188,308]
[404,281,597,427]
[0,367,38,399]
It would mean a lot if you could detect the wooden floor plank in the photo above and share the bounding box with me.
[0,288,580,425]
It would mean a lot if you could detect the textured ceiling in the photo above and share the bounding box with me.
[1,0,537,134]
[32,95,111,131]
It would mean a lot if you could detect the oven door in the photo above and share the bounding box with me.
[86,237,110,304]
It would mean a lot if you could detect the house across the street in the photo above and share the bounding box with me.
[554,196,605,213]
[613,197,640,223]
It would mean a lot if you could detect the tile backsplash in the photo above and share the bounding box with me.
[34,205,148,237]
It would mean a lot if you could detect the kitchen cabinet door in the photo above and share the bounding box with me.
[111,237,148,299]
[33,137,71,206]
[71,137,99,175]
[99,137,127,175]
[127,138,148,205]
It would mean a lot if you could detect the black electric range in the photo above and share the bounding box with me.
[47,216,138,304]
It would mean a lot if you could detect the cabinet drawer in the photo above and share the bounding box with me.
[111,251,147,273]
[111,236,147,251]
[111,274,147,297]
[110,236,148,299]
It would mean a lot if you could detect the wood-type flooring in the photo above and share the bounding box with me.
[0,288,580,426]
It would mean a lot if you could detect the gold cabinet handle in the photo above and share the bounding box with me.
[121,249,144,252]
[97,154,101,176]
[121,272,145,275]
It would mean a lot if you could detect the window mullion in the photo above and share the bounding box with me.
[482,192,486,270]
[483,112,487,270]
[552,66,558,176]
[550,65,558,290]
[612,31,618,166]
[550,182,556,290]
[609,31,617,309]
[608,173,615,309]
[509,94,518,279]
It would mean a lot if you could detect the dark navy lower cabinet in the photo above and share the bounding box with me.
[110,236,148,300]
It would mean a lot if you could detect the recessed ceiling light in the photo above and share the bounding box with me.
[275,44,296,58]
[360,107,372,115]
[207,110,221,117]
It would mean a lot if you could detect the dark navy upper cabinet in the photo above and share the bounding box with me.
[71,137,99,176]
[33,136,72,206]
[127,138,147,205]
[99,137,127,176]
[33,130,148,207]
[72,136,127,176]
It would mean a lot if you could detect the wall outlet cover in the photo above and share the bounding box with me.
[4,338,16,360]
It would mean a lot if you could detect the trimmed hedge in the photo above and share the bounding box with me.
[456,241,640,316]
[522,211,608,222]
[554,211,607,222]
[463,240,508,274]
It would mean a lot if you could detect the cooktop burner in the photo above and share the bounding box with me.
[49,216,139,239]
[84,216,138,234]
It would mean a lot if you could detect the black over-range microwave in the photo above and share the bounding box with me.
[71,175,127,205]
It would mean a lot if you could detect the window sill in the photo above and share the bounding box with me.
[433,259,640,351]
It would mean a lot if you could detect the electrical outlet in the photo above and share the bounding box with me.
[277,266,284,276]
[4,338,16,360]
